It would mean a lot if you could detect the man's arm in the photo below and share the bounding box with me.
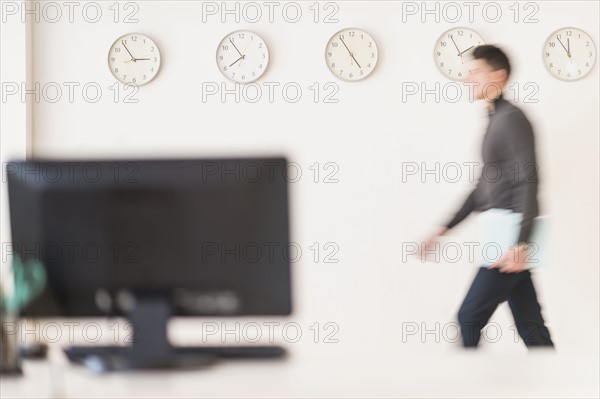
[506,109,539,245]
[417,161,481,259]
[444,184,479,230]
[419,183,479,257]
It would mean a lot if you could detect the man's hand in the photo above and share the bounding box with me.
[487,243,528,273]
[416,227,449,261]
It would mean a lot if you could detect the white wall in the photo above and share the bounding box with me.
[0,0,32,294]
[3,0,599,381]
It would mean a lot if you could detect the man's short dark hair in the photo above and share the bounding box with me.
[473,45,511,78]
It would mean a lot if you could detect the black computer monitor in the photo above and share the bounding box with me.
[6,158,292,370]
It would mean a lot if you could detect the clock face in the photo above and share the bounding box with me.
[216,30,269,84]
[326,28,379,82]
[434,28,484,81]
[108,33,161,86]
[543,27,597,81]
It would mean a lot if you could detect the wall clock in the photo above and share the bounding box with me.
[543,27,597,81]
[434,27,484,81]
[108,33,161,86]
[325,28,379,82]
[216,30,270,84]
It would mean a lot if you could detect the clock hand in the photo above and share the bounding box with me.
[339,36,362,69]
[230,38,243,57]
[122,41,136,62]
[458,45,474,56]
[233,37,253,67]
[567,38,571,57]
[339,36,352,55]
[449,34,462,56]
[229,55,244,67]
[124,57,150,63]
[350,53,361,69]
[557,36,571,57]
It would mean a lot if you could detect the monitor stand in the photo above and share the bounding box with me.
[63,295,287,372]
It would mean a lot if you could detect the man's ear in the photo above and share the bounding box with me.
[491,68,508,84]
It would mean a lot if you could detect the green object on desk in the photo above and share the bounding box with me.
[1,256,46,374]
[2,255,47,313]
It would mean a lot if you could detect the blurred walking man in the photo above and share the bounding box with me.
[423,45,555,349]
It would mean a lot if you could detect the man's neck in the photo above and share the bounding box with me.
[486,91,504,113]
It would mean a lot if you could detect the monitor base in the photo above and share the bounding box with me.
[62,294,287,372]
[64,344,287,372]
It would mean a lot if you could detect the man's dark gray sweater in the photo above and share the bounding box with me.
[445,92,539,244]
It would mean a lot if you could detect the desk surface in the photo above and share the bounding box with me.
[2,264,598,398]
[1,343,597,398]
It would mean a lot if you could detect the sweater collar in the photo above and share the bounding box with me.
[488,92,505,116]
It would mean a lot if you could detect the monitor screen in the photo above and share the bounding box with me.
[7,158,292,317]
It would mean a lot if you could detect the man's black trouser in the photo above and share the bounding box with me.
[457,267,554,348]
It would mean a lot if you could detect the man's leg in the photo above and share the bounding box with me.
[457,267,524,347]
[507,271,554,348]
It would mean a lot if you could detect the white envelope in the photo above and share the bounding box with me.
[477,208,548,268]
